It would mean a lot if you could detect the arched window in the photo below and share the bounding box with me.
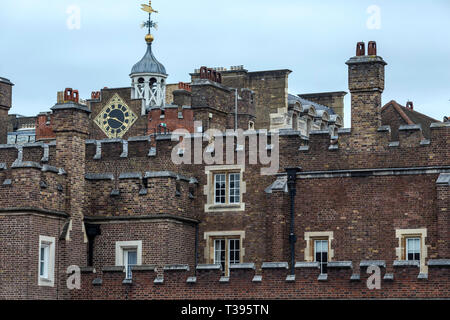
[138,77,145,84]
[150,78,157,90]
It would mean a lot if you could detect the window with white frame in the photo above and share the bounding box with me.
[406,237,421,262]
[115,241,142,279]
[39,244,49,278]
[314,239,329,274]
[214,174,226,204]
[213,173,240,205]
[213,237,241,276]
[395,228,428,274]
[124,249,138,279]
[205,165,246,212]
[228,173,240,204]
[38,236,55,286]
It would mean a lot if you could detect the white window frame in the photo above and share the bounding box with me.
[115,241,142,277]
[228,173,240,204]
[406,237,421,262]
[395,228,428,274]
[205,231,246,276]
[38,235,55,287]
[304,231,335,263]
[214,173,226,204]
[314,239,329,274]
[124,249,138,279]
[213,237,241,276]
[205,165,246,212]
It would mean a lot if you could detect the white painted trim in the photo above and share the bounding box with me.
[38,235,55,287]
[395,228,428,274]
[204,165,246,213]
[304,231,334,262]
[204,231,246,264]
[115,241,143,268]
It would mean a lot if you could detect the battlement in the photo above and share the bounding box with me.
[0,160,67,215]
[71,260,450,300]
[1,119,449,181]
[85,169,199,219]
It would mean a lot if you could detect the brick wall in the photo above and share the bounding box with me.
[91,221,196,272]
[0,214,66,300]
[148,107,194,134]
[35,114,56,141]
[70,263,450,300]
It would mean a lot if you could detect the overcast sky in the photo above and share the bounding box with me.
[1,0,449,127]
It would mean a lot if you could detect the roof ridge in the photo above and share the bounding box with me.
[382,100,414,125]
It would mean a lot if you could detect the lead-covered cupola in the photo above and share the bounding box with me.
[130,1,167,114]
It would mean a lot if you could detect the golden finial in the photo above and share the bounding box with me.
[141,1,158,44]
[145,34,154,44]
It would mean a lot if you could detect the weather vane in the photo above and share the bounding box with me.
[140,1,158,43]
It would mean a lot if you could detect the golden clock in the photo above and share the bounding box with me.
[94,93,138,138]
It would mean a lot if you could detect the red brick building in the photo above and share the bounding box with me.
[0,30,449,300]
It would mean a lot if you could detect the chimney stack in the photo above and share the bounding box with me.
[0,77,14,144]
[51,89,91,288]
[406,101,414,110]
[346,41,387,148]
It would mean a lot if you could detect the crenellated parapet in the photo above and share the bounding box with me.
[0,141,57,170]
[0,161,67,214]
[275,121,450,172]
[71,260,450,300]
[85,169,199,219]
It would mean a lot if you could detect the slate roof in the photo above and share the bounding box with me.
[288,94,335,115]
[131,44,167,75]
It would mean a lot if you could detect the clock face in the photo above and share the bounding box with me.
[94,94,137,138]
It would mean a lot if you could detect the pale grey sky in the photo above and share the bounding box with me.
[1,0,449,127]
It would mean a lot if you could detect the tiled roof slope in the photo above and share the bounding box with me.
[381,100,440,139]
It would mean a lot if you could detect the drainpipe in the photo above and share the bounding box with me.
[286,167,301,275]
[194,223,199,276]
[235,89,238,131]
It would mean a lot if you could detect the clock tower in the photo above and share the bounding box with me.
[130,1,167,115]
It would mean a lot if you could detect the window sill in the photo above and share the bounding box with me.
[38,277,54,287]
[205,203,245,212]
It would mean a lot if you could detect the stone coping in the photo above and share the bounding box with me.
[393,260,419,267]
[196,264,221,270]
[163,265,190,272]
[399,124,422,131]
[428,259,450,267]
[261,262,289,269]
[51,102,91,113]
[360,260,386,268]
[131,265,157,272]
[295,262,320,269]
[119,172,142,180]
[327,261,353,269]
[229,263,255,270]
